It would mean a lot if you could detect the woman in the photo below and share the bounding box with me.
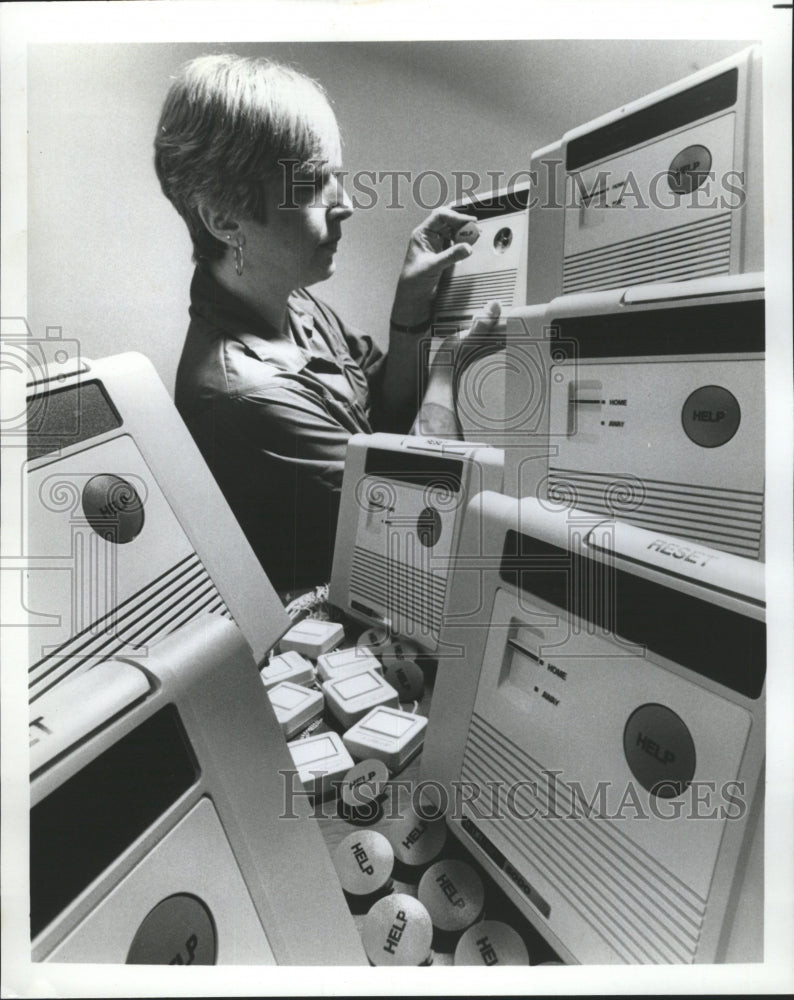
[155,54,482,593]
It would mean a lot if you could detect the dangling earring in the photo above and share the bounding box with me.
[233,239,245,277]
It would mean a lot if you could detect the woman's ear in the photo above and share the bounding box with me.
[197,203,243,244]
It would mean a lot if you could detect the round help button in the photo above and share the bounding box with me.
[385,808,447,869]
[454,920,529,966]
[126,893,216,965]
[339,758,390,824]
[333,829,394,900]
[416,506,442,548]
[380,639,421,670]
[681,385,741,448]
[623,703,696,799]
[418,859,485,934]
[383,659,425,701]
[668,144,713,194]
[362,893,433,966]
[82,474,145,543]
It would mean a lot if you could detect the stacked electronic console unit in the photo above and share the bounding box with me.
[434,184,530,443]
[26,352,366,965]
[330,432,504,656]
[421,494,765,964]
[502,272,765,560]
[421,46,766,965]
[527,45,762,304]
[433,183,530,334]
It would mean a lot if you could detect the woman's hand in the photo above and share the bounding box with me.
[390,206,478,327]
[450,299,504,375]
[411,300,504,439]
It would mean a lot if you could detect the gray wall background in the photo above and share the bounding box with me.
[28,39,753,394]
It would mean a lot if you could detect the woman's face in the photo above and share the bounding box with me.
[244,136,353,292]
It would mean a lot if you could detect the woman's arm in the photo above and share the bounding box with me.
[377,206,478,425]
[410,301,504,437]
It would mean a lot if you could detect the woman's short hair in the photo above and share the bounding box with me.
[154,54,340,261]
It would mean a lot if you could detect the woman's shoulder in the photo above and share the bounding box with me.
[177,321,286,404]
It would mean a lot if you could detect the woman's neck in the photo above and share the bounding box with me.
[209,255,293,339]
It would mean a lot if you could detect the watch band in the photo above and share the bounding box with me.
[389,315,432,334]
